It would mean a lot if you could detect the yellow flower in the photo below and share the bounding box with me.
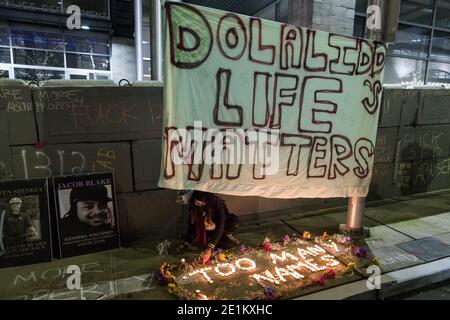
[347,262,356,270]
[167,284,179,295]
[303,231,311,240]
[371,258,380,266]
[218,253,227,261]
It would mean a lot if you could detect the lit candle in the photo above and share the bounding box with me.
[189,267,214,283]
[290,260,318,272]
[235,258,256,271]
[306,245,326,256]
[214,263,236,277]
[270,251,298,265]
[304,258,326,271]
[321,240,340,252]
[297,247,312,260]
[286,264,305,278]
[321,254,341,267]
[274,267,303,282]
[251,270,280,285]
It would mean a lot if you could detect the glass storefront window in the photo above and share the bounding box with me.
[427,61,450,82]
[383,56,426,84]
[0,0,61,13]
[389,24,430,58]
[431,30,450,62]
[14,68,65,81]
[96,74,109,80]
[143,44,150,60]
[11,30,64,51]
[0,28,9,46]
[0,26,112,80]
[143,60,151,76]
[0,47,10,63]
[65,36,110,55]
[436,0,450,29]
[13,49,64,67]
[63,0,109,19]
[0,69,9,78]
[66,53,110,70]
[399,0,434,25]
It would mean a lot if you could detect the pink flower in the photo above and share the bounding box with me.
[318,275,326,286]
[264,287,279,300]
[324,269,336,280]
[338,235,352,244]
[263,242,272,251]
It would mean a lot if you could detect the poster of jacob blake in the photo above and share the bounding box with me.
[0,178,52,269]
[54,173,120,258]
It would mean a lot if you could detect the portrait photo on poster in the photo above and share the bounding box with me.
[1,195,41,245]
[58,185,115,232]
[0,178,52,268]
[53,172,120,258]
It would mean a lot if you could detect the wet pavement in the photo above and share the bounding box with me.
[1,191,450,300]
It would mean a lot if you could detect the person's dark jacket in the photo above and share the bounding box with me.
[185,198,230,251]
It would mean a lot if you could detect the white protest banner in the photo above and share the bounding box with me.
[158,2,386,198]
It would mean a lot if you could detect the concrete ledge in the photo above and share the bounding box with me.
[293,257,450,300]
[293,275,397,300]
[380,257,450,298]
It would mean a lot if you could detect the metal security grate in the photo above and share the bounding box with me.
[397,237,450,262]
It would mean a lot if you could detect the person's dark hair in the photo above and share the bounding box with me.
[62,186,111,222]
[188,191,222,220]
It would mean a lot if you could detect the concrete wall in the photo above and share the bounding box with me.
[369,89,450,200]
[285,0,356,37]
[312,0,356,36]
[1,79,449,243]
[288,0,313,28]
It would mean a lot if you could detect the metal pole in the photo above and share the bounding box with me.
[340,0,398,237]
[150,0,163,81]
[346,197,365,229]
[135,0,144,81]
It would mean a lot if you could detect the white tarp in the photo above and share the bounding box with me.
[159,2,386,198]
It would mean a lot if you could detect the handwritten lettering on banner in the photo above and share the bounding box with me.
[158,2,387,198]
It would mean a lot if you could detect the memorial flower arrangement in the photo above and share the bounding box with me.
[317,269,337,286]
[263,287,280,300]
[157,263,194,299]
[156,263,176,286]
[353,246,367,258]
[371,258,380,266]
[160,233,372,300]
[282,235,291,245]
[263,238,272,251]
[346,262,356,271]
[336,234,352,244]
[239,245,248,254]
